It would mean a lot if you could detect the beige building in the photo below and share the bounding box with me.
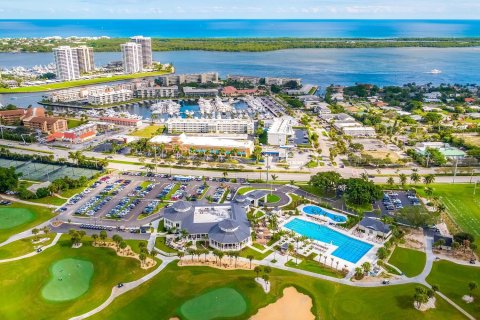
[166,118,254,134]
[121,42,143,74]
[130,36,152,68]
[157,72,219,86]
[53,46,80,80]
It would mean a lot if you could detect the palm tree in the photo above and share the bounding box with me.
[254,266,262,278]
[119,241,127,253]
[271,174,278,194]
[387,177,395,187]
[222,171,228,179]
[424,187,434,198]
[99,230,107,244]
[318,253,323,264]
[262,274,270,285]
[247,255,254,269]
[178,252,185,265]
[139,253,146,266]
[410,172,420,185]
[361,262,371,275]
[468,282,477,297]
[423,174,436,185]
[91,233,98,245]
[336,260,339,270]
[330,257,334,268]
[287,243,294,263]
[399,173,408,188]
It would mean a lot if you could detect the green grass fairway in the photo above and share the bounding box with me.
[89,264,465,320]
[415,184,480,239]
[180,288,247,320]
[0,207,35,229]
[0,203,55,243]
[427,260,480,317]
[0,236,150,319]
[388,247,426,278]
[0,234,55,259]
[42,258,94,301]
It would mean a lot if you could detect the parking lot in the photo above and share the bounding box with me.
[370,190,421,218]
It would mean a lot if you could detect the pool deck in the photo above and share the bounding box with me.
[280,215,381,269]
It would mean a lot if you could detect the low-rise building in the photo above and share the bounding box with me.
[415,142,466,160]
[99,116,142,127]
[88,89,133,105]
[357,217,392,238]
[62,122,97,143]
[221,86,264,97]
[21,107,67,133]
[0,109,27,125]
[226,75,262,85]
[134,86,178,98]
[183,87,219,97]
[265,77,301,86]
[163,201,251,251]
[149,133,254,157]
[342,126,376,137]
[166,118,254,134]
[157,72,219,86]
[267,116,295,146]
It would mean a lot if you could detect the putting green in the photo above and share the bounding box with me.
[180,287,247,320]
[0,208,35,229]
[41,258,94,301]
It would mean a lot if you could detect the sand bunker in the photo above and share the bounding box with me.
[251,287,315,320]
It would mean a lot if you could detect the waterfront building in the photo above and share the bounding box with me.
[221,86,265,97]
[157,72,219,86]
[163,201,251,251]
[166,118,254,134]
[130,36,153,68]
[0,109,27,125]
[135,86,178,99]
[75,46,95,73]
[58,122,97,143]
[53,46,80,80]
[149,133,255,157]
[121,42,143,74]
[267,116,295,146]
[226,75,262,85]
[183,87,218,97]
[99,116,142,127]
[22,107,67,134]
[87,89,133,105]
[264,77,301,86]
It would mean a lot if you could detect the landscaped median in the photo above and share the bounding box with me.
[0,70,171,93]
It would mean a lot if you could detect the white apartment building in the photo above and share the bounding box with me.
[121,42,143,74]
[166,118,254,134]
[135,86,178,98]
[158,72,219,86]
[131,36,153,68]
[265,77,301,86]
[53,46,80,80]
[88,89,133,105]
[267,116,295,146]
[75,46,95,73]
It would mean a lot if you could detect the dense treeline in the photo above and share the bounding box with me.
[3,38,480,53]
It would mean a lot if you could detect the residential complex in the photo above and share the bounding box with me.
[88,89,133,106]
[130,36,153,68]
[149,133,255,157]
[53,46,80,80]
[99,116,143,127]
[134,86,179,99]
[183,87,219,97]
[157,72,219,86]
[121,42,143,74]
[267,116,295,146]
[22,107,67,133]
[0,109,27,125]
[265,77,301,86]
[75,46,95,73]
[166,118,254,134]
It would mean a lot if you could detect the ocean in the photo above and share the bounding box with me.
[0,19,480,38]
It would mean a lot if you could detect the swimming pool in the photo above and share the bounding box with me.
[301,205,347,223]
[284,218,373,264]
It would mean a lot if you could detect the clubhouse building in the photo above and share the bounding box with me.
[163,201,252,251]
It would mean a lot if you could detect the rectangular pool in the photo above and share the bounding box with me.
[284,218,373,264]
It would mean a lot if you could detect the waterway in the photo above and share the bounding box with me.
[1,19,480,38]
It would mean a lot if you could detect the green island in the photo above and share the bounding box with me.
[388,246,427,278]
[3,38,480,54]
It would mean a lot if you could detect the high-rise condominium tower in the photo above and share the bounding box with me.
[121,42,143,74]
[53,46,80,81]
[130,35,153,68]
[75,46,95,73]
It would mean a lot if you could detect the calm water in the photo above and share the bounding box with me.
[1,20,480,38]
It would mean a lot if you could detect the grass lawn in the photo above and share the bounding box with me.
[130,125,165,138]
[239,247,273,260]
[266,194,281,203]
[0,234,55,259]
[414,184,480,242]
[89,263,465,320]
[237,187,269,195]
[285,259,345,279]
[426,260,480,317]
[387,246,426,277]
[0,236,150,319]
[155,237,178,254]
[0,203,55,243]
[29,195,67,206]
[67,119,86,129]
[180,287,247,320]
[0,70,170,93]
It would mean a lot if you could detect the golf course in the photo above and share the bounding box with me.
[0,203,55,243]
[0,236,151,319]
[88,263,466,320]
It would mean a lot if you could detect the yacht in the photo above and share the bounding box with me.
[429,69,442,74]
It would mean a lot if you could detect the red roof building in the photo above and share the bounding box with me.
[221,86,265,97]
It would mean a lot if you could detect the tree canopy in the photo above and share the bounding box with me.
[341,178,382,205]
[0,166,20,193]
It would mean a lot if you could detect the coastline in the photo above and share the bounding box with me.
[2,38,480,53]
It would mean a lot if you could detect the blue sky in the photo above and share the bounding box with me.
[0,0,479,19]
